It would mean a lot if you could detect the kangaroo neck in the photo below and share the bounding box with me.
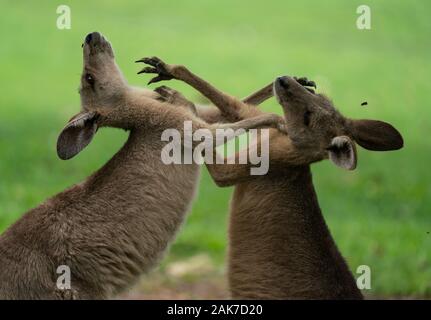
[228,165,362,299]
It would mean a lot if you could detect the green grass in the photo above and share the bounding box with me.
[0,0,430,297]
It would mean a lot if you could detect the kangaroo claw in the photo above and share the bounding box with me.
[148,75,173,85]
[136,56,163,66]
[137,67,157,74]
[294,76,317,89]
[136,56,174,84]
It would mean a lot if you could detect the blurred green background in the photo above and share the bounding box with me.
[0,0,430,298]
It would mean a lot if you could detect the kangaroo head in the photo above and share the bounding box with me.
[57,32,130,160]
[273,76,404,170]
[79,32,127,111]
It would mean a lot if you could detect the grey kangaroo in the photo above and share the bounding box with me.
[137,57,403,299]
[0,33,285,299]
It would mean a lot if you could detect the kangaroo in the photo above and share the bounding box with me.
[0,33,286,299]
[136,58,403,299]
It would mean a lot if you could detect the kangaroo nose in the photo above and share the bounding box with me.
[276,76,289,89]
[85,32,102,44]
[85,33,93,44]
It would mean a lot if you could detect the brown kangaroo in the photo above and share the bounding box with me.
[137,58,403,299]
[0,33,285,299]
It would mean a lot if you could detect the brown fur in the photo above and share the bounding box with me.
[138,59,403,299]
[0,33,284,299]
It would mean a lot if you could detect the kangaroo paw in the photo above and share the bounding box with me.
[154,85,185,104]
[154,85,197,113]
[136,56,174,85]
[294,76,317,89]
[294,76,317,93]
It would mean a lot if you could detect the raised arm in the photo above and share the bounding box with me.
[137,57,250,121]
[194,82,273,124]
[242,82,273,105]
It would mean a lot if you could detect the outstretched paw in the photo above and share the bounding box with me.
[136,56,174,85]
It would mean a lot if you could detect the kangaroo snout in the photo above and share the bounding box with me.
[274,76,293,104]
[83,32,114,57]
[85,31,102,44]
[83,32,112,55]
[274,76,296,98]
[274,75,316,104]
[276,76,290,89]
[85,32,93,44]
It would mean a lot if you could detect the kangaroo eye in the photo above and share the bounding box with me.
[85,74,95,86]
[304,110,312,126]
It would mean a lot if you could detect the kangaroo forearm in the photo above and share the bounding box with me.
[208,113,282,147]
[171,66,274,109]
[195,81,274,124]
[242,82,274,105]
[170,65,243,120]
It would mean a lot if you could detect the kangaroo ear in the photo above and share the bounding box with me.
[57,111,99,160]
[327,136,357,170]
[350,119,404,151]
